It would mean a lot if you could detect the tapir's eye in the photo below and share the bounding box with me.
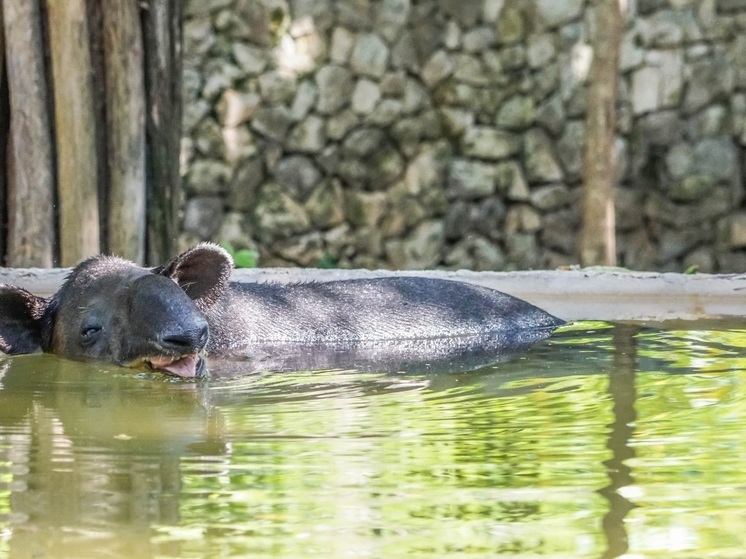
[80,324,102,345]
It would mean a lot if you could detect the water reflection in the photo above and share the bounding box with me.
[205,326,557,378]
[0,323,744,558]
[599,325,638,559]
[0,356,225,558]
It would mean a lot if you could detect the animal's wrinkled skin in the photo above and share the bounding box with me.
[0,244,565,378]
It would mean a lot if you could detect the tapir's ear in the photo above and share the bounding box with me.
[0,285,48,354]
[155,243,233,310]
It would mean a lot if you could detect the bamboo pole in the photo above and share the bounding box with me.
[47,0,101,266]
[2,0,56,267]
[142,0,183,265]
[102,0,146,263]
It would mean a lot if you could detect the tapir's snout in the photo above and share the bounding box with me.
[141,308,210,379]
[157,321,209,354]
[124,274,213,379]
[142,320,210,379]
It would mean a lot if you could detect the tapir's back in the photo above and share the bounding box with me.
[205,276,564,351]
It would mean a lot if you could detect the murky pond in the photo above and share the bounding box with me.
[0,321,745,558]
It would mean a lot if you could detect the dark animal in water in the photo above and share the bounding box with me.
[0,244,564,377]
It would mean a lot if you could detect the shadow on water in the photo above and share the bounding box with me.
[0,320,742,557]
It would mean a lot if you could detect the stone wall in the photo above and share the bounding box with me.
[181,0,746,272]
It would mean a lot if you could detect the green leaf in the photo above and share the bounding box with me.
[233,249,259,269]
[315,254,338,269]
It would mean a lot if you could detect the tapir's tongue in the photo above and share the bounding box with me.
[149,354,199,378]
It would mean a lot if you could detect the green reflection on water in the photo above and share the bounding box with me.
[0,323,745,558]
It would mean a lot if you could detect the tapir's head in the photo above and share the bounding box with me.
[0,244,232,378]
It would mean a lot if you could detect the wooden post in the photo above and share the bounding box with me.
[0,5,7,265]
[2,0,56,267]
[47,0,101,266]
[580,0,622,267]
[85,0,110,254]
[142,0,183,264]
[101,0,146,263]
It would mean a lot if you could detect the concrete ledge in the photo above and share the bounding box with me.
[2,267,745,322]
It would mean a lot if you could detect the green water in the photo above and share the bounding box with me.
[0,322,745,559]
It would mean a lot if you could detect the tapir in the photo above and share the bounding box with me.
[0,243,564,378]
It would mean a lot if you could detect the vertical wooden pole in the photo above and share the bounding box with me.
[142,0,183,264]
[85,1,109,253]
[102,0,146,263]
[0,5,7,265]
[580,0,622,267]
[2,0,56,267]
[47,0,101,266]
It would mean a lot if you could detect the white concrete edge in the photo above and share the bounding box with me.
[1,267,745,322]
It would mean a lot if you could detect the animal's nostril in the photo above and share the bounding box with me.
[160,324,209,352]
[161,333,194,349]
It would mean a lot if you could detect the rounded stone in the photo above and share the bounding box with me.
[385,220,444,269]
[287,116,327,153]
[448,159,497,200]
[523,129,564,183]
[350,33,390,78]
[315,65,355,114]
[253,183,312,241]
[183,196,224,239]
[274,156,322,201]
[351,79,382,114]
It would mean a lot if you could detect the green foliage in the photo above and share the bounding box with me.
[314,253,339,269]
[269,7,287,43]
[219,241,260,269]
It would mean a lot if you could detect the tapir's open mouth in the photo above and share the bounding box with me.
[145,353,206,378]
